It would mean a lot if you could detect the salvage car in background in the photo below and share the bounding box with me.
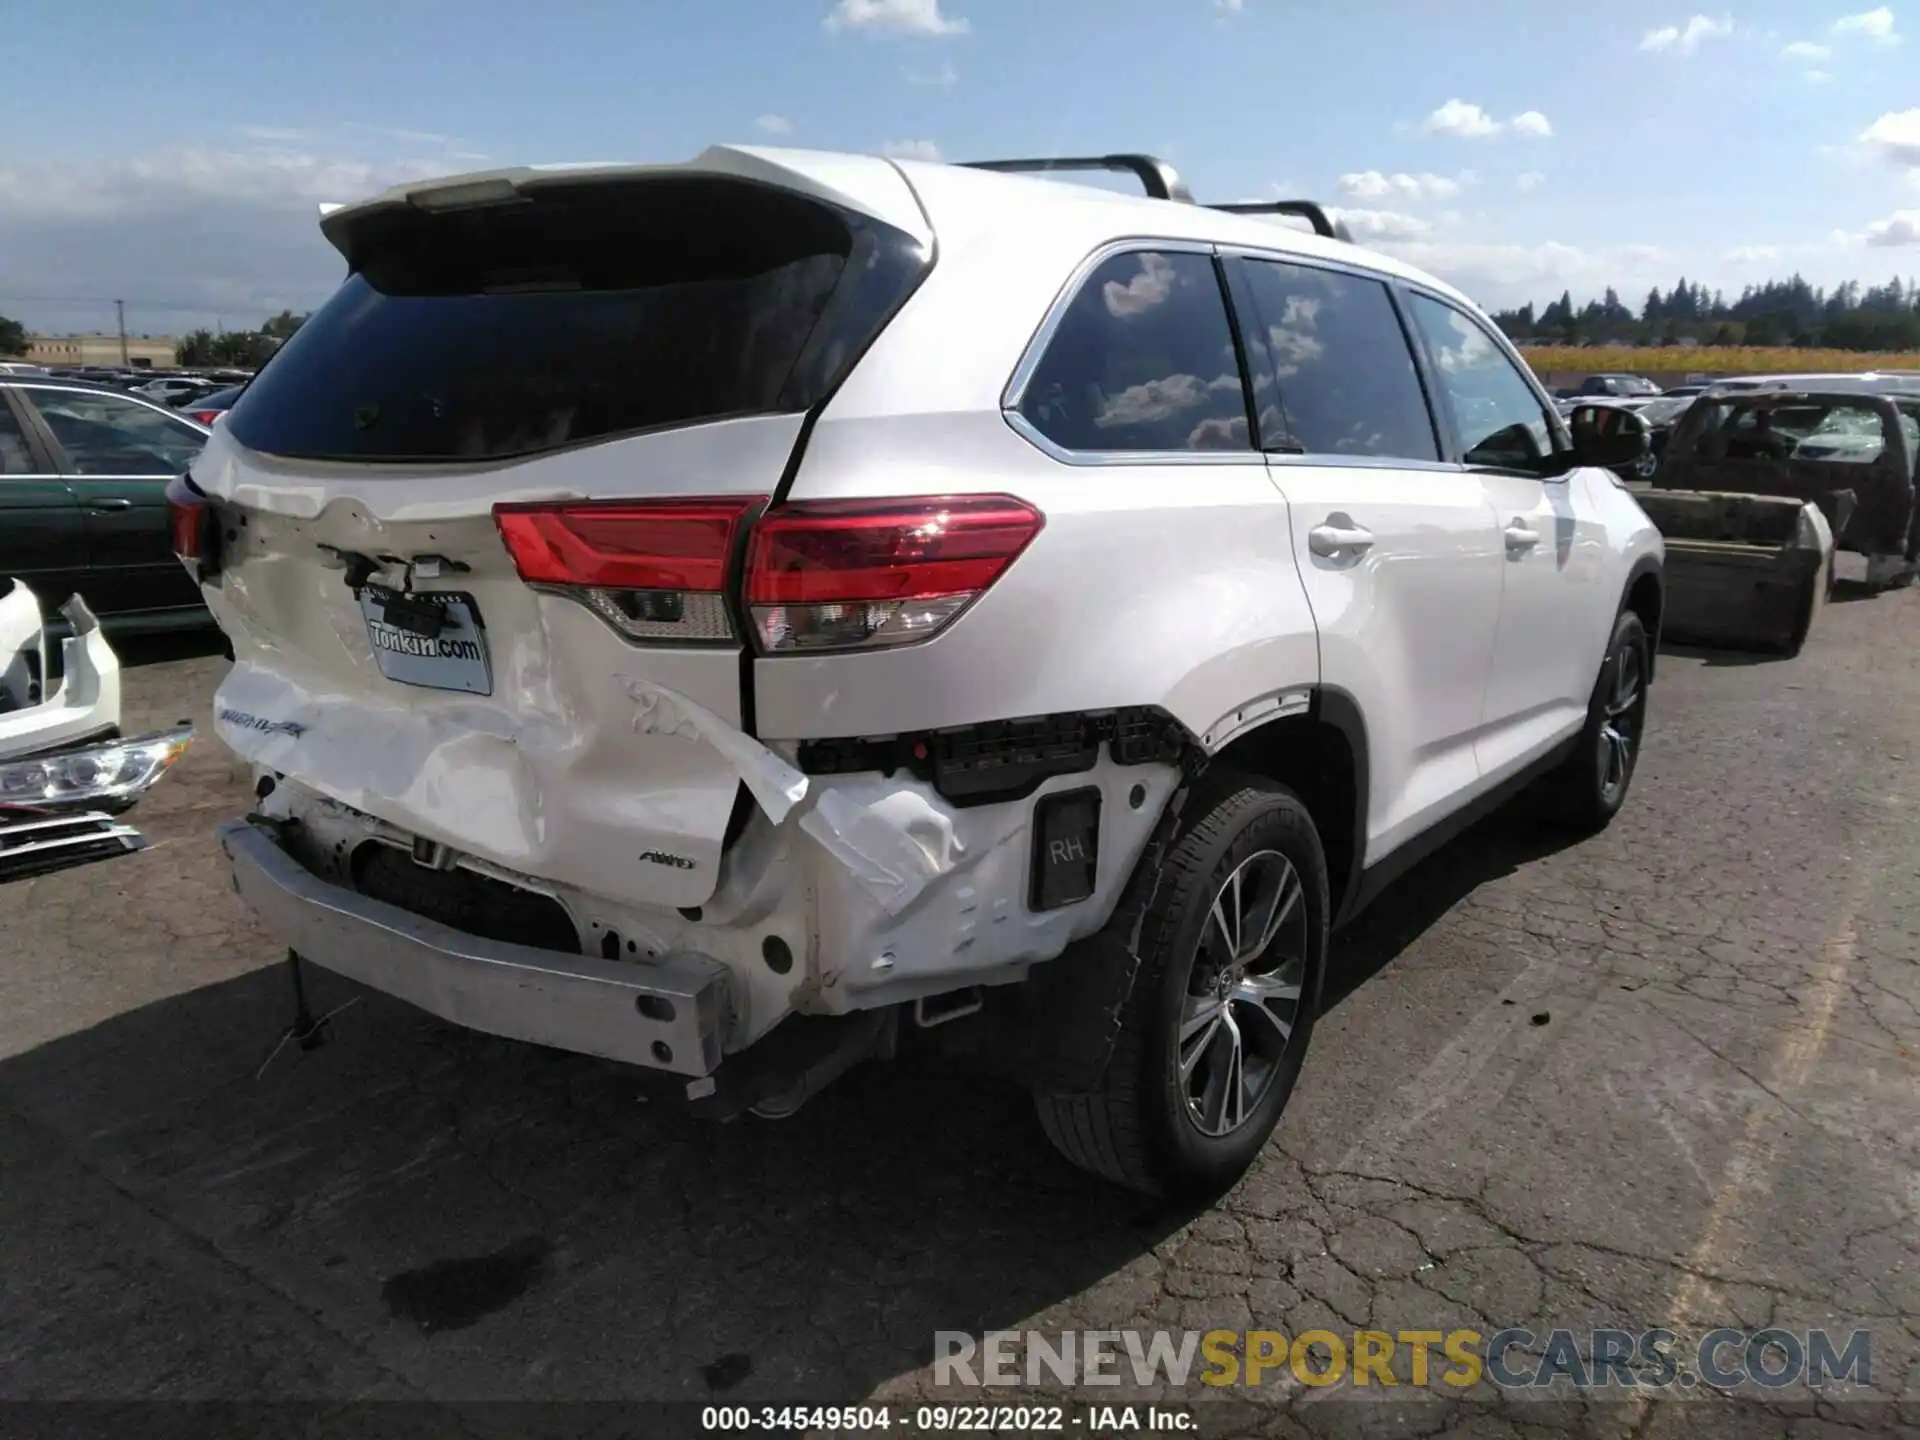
[179,384,246,427]
[1656,389,1920,588]
[0,379,213,632]
[0,579,194,878]
[1569,372,1661,399]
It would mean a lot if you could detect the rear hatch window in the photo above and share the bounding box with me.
[226,176,910,464]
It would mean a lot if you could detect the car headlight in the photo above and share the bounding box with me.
[0,726,194,810]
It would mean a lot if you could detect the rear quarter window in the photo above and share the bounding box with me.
[1016,250,1253,454]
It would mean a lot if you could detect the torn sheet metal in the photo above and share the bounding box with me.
[800,788,964,917]
[616,675,810,824]
[0,588,123,762]
[615,674,962,916]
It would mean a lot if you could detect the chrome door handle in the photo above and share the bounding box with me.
[1308,522,1375,557]
[86,497,133,511]
[1503,522,1540,553]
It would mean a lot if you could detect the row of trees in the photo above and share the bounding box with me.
[175,310,308,368]
[1493,276,1920,351]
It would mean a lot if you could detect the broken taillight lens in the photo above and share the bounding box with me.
[743,495,1044,653]
[165,473,220,581]
[493,496,767,644]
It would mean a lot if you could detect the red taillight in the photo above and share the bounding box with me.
[491,493,1043,653]
[186,408,220,425]
[743,494,1043,653]
[165,473,219,579]
[493,496,766,643]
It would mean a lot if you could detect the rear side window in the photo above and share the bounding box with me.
[1017,250,1253,454]
[1237,260,1438,461]
[25,389,206,474]
[225,178,915,463]
[0,401,36,474]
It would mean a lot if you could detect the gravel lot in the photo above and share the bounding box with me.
[1,582,1916,1438]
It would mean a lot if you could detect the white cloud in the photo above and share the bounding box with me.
[880,138,943,161]
[1336,170,1463,201]
[0,138,476,334]
[754,114,794,135]
[1516,170,1546,192]
[1860,108,1920,166]
[1807,67,1835,79]
[1640,13,1735,54]
[1423,99,1502,138]
[1855,209,1920,245]
[1215,0,1247,10]
[824,0,968,35]
[1328,208,1433,242]
[902,60,958,86]
[1372,238,1673,311]
[1723,244,1783,262]
[1781,39,1832,59]
[1510,110,1554,138]
[1833,5,1899,43]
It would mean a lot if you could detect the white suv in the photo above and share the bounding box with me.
[173,146,1664,1196]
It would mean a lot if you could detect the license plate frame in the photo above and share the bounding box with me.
[358,588,493,696]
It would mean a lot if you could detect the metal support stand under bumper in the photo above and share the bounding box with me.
[218,820,733,1077]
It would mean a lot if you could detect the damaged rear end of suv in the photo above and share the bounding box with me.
[182,144,1662,1197]
[184,151,1193,1118]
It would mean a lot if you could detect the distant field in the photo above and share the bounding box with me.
[1520,345,1920,375]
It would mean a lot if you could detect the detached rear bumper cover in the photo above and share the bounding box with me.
[0,588,121,762]
[219,819,733,1076]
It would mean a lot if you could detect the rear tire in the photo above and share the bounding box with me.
[1034,779,1328,1198]
[1537,609,1650,831]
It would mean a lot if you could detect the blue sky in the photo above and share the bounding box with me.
[4,0,1919,337]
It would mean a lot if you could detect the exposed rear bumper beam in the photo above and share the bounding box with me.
[218,820,733,1076]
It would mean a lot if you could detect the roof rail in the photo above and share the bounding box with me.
[1208,200,1351,243]
[958,153,1193,203]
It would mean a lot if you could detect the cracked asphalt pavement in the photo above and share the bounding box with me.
[0,581,1916,1440]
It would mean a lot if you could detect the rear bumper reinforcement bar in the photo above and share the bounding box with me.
[218,820,733,1076]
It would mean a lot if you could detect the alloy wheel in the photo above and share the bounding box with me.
[1599,640,1645,806]
[1177,849,1310,1138]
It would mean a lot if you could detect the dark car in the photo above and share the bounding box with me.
[1622,394,1696,478]
[1656,389,1920,588]
[0,379,214,629]
[179,384,246,427]
[1571,372,1661,399]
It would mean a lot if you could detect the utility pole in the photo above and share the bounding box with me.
[115,299,128,366]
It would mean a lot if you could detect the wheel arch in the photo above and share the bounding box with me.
[1208,687,1369,928]
[1623,553,1664,680]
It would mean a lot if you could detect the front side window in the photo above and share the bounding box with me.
[1238,259,1439,461]
[1408,295,1558,468]
[24,390,207,475]
[1018,250,1252,454]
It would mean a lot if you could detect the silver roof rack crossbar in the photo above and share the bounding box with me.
[1208,200,1351,242]
[958,154,1193,203]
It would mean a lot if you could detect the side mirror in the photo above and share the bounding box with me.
[1567,403,1651,470]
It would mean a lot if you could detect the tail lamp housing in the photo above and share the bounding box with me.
[743,495,1043,653]
[165,474,221,583]
[492,492,1043,654]
[494,496,766,643]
